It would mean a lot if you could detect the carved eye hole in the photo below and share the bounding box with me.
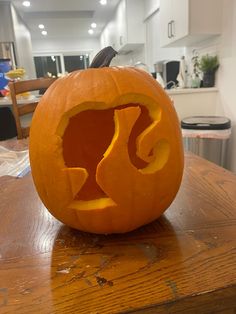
[62,104,152,201]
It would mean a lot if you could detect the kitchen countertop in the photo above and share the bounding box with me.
[0,95,41,107]
[0,89,217,106]
[167,87,218,95]
[0,151,236,313]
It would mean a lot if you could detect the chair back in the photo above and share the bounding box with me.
[9,77,56,139]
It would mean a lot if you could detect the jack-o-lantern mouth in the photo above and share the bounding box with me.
[58,100,170,209]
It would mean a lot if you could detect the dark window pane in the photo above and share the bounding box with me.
[64,55,88,72]
[34,56,61,78]
[85,56,90,68]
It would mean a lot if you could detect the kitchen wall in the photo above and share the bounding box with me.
[32,37,100,63]
[119,1,236,172]
[183,0,236,172]
[11,5,36,79]
[142,1,236,173]
[0,2,36,79]
[111,46,146,67]
[0,2,14,42]
[216,0,236,172]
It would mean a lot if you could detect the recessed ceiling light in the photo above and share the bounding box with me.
[22,1,31,7]
[99,0,107,5]
[38,24,45,29]
[41,30,47,36]
[91,23,97,28]
[88,29,94,35]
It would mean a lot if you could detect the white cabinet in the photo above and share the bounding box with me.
[101,0,145,53]
[160,0,222,47]
[144,0,160,20]
[100,20,116,49]
[115,0,145,52]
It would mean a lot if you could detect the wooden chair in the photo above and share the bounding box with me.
[9,77,56,139]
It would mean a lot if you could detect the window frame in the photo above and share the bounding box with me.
[33,51,90,77]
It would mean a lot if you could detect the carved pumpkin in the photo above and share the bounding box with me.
[29,48,184,234]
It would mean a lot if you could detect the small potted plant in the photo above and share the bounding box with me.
[199,54,219,87]
[190,51,201,88]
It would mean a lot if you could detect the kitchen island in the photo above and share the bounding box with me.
[0,152,236,313]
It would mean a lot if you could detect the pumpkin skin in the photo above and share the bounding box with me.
[29,67,184,234]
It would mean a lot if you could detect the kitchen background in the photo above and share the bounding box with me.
[0,0,236,173]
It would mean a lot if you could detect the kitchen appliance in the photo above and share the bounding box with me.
[163,60,180,89]
[154,60,180,89]
[134,61,150,73]
[154,61,165,88]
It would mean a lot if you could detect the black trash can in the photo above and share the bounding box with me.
[181,116,231,168]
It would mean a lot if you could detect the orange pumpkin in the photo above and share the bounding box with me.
[29,52,184,234]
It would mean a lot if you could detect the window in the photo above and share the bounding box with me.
[64,55,89,72]
[34,55,62,78]
[34,53,90,78]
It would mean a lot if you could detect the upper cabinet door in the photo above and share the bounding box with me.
[115,0,128,50]
[100,20,116,49]
[159,0,172,47]
[160,0,222,47]
[160,0,189,46]
[171,0,189,42]
[101,0,145,53]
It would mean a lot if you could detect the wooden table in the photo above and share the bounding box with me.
[0,152,236,314]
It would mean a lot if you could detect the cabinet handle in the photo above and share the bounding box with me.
[170,20,175,38]
[168,22,171,38]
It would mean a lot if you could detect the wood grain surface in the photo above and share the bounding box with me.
[0,152,236,313]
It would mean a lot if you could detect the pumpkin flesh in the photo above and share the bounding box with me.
[62,104,151,200]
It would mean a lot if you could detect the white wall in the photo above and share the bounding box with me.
[187,0,236,172]
[111,46,146,67]
[217,0,236,172]
[0,2,36,79]
[11,5,36,79]
[0,2,14,42]
[32,37,101,63]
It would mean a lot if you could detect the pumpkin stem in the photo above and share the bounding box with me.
[89,46,117,68]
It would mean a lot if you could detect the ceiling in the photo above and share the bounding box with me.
[2,0,120,39]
